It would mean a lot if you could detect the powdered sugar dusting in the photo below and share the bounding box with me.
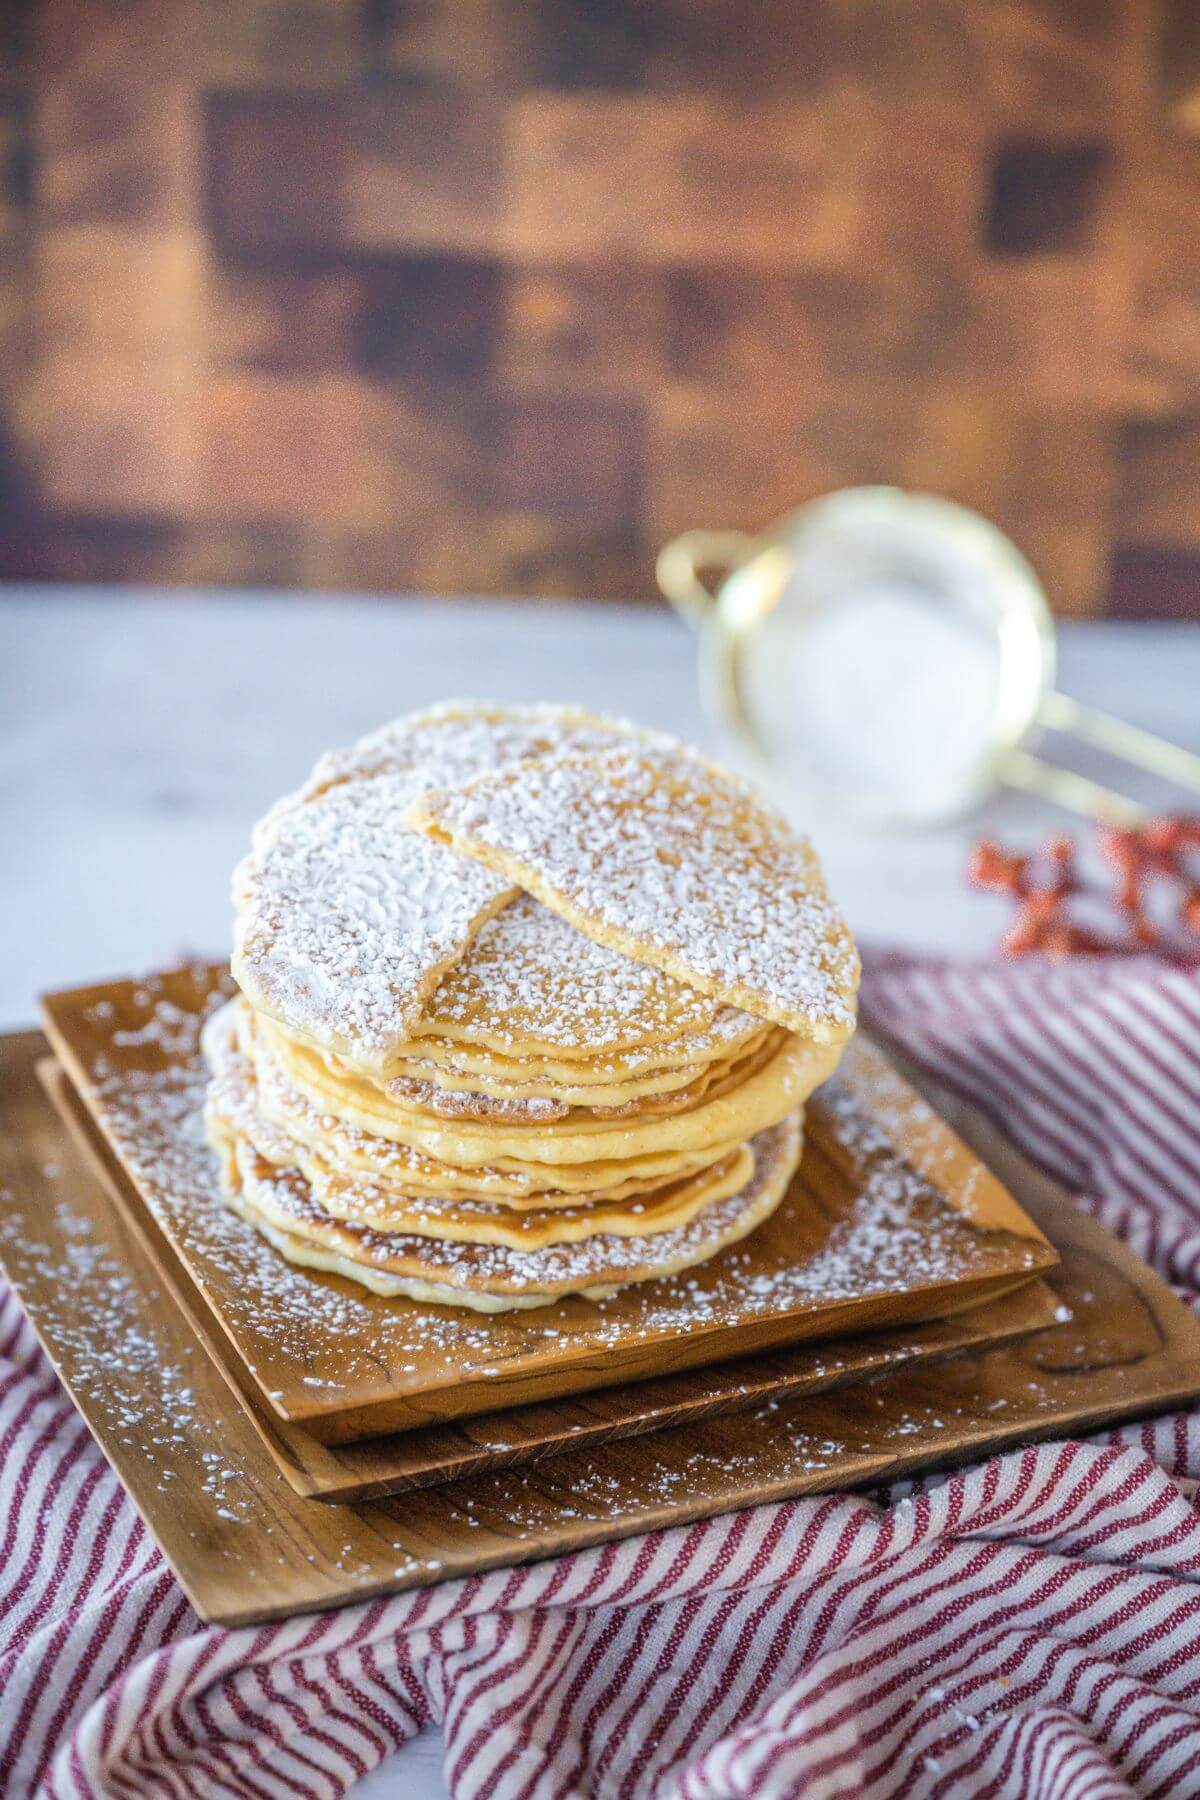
[233,703,686,1070]
[411,745,860,1040]
[62,980,1043,1421]
[300,699,668,798]
[426,893,762,1055]
[233,772,513,1063]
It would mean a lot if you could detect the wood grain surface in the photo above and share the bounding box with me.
[41,1055,1060,1503]
[4,2,1200,614]
[41,968,1056,1442]
[4,1026,1200,1627]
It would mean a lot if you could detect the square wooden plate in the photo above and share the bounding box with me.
[2,1026,1198,1627]
[40,967,1058,1443]
[41,1055,1059,1502]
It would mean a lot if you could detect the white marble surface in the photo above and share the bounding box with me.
[4,589,1200,1797]
[8,590,1200,1034]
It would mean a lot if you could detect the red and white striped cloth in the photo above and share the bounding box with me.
[7,953,1200,1799]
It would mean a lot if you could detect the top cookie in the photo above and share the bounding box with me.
[408,743,860,1042]
[417,892,764,1060]
[297,699,664,802]
[233,702,660,1069]
[233,770,515,1066]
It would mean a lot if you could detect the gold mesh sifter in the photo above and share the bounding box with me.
[657,487,1200,828]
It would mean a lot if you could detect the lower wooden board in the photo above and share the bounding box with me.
[40,967,1057,1443]
[4,1027,1200,1627]
[41,1055,1059,1502]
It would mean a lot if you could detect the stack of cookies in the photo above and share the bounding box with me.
[203,703,859,1312]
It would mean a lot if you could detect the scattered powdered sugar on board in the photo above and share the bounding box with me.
[410,744,860,1041]
[62,982,1041,1411]
[111,997,204,1059]
[0,1193,259,1523]
[823,1049,962,1170]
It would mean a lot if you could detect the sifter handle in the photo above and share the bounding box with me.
[997,690,1200,822]
[998,750,1144,822]
[1039,691,1200,794]
[656,530,755,627]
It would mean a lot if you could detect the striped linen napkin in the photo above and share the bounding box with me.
[6,953,1200,1799]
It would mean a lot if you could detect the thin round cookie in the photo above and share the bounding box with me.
[415,894,765,1064]
[309,1149,755,1247]
[378,1044,716,1104]
[206,1079,756,1251]
[296,699,667,801]
[220,1111,802,1309]
[233,771,515,1069]
[265,1016,783,1125]
[408,743,861,1042]
[223,1005,738,1201]
[261,1015,840,1167]
[377,1027,770,1088]
[233,704,670,1076]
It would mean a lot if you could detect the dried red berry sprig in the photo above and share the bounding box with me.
[967,816,1200,959]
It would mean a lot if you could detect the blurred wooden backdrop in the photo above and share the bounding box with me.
[4,0,1200,609]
